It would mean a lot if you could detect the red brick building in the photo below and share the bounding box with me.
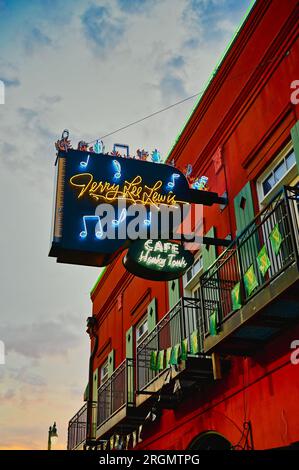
[67,0,299,451]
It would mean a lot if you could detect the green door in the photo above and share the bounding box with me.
[168,279,180,309]
[202,226,217,272]
[125,328,134,405]
[107,350,114,377]
[147,298,157,333]
[234,182,255,235]
[291,120,299,172]
[234,182,259,298]
[92,368,98,438]
[168,279,181,348]
[202,226,219,335]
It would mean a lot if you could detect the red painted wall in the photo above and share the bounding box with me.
[90,0,299,449]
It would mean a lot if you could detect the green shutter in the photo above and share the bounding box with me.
[168,279,181,348]
[126,326,134,359]
[202,226,217,271]
[168,279,180,309]
[291,121,299,172]
[147,298,157,333]
[107,350,114,377]
[83,383,89,402]
[125,327,134,405]
[234,182,255,235]
[92,369,98,439]
[234,182,259,284]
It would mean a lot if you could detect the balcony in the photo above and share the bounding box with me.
[96,358,151,441]
[201,186,299,355]
[67,403,87,450]
[136,297,216,409]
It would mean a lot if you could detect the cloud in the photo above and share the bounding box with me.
[183,0,249,45]
[39,94,62,105]
[117,0,158,14]
[0,388,15,401]
[81,4,125,53]
[24,27,52,54]
[0,77,20,87]
[160,74,187,103]
[0,317,82,359]
[167,55,185,69]
[9,367,46,386]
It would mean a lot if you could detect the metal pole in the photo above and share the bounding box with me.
[48,427,52,451]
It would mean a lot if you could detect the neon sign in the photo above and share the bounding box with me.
[69,173,177,206]
[49,149,225,268]
[123,240,194,281]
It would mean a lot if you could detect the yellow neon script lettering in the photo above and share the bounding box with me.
[69,173,177,206]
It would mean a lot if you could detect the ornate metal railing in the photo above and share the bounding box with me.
[67,403,87,450]
[136,297,204,391]
[97,358,134,429]
[201,186,299,335]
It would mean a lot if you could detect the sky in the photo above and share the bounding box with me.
[0,0,252,450]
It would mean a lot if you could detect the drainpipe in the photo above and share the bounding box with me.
[85,316,99,449]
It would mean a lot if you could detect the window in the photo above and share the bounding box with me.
[100,359,108,385]
[136,315,148,348]
[183,253,203,297]
[257,142,297,207]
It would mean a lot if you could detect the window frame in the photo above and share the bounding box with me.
[99,359,109,385]
[183,252,203,296]
[257,141,297,208]
[135,314,148,349]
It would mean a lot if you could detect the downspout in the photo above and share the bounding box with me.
[85,316,99,449]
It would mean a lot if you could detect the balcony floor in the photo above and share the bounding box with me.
[136,355,217,410]
[204,262,299,356]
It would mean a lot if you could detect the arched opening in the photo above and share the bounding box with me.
[188,431,232,450]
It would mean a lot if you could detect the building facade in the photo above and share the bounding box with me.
[67,0,299,451]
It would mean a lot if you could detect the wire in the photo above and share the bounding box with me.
[87,92,201,144]
[85,59,274,146]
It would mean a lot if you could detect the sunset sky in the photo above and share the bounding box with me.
[0,0,251,449]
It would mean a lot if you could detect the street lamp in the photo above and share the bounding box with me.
[48,422,58,450]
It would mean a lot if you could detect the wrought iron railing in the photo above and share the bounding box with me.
[67,402,87,450]
[136,297,204,391]
[201,186,299,335]
[97,358,134,429]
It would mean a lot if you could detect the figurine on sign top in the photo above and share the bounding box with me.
[151,149,161,163]
[136,149,149,161]
[94,139,104,154]
[192,176,209,191]
[184,164,193,179]
[55,129,72,153]
[77,141,88,152]
[110,149,122,157]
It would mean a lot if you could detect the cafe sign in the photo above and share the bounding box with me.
[123,239,194,281]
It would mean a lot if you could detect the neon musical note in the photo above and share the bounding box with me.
[113,160,121,179]
[112,208,127,226]
[185,164,193,178]
[144,212,151,226]
[80,215,103,239]
[80,154,90,169]
[167,173,180,190]
[192,176,209,190]
[94,140,104,154]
